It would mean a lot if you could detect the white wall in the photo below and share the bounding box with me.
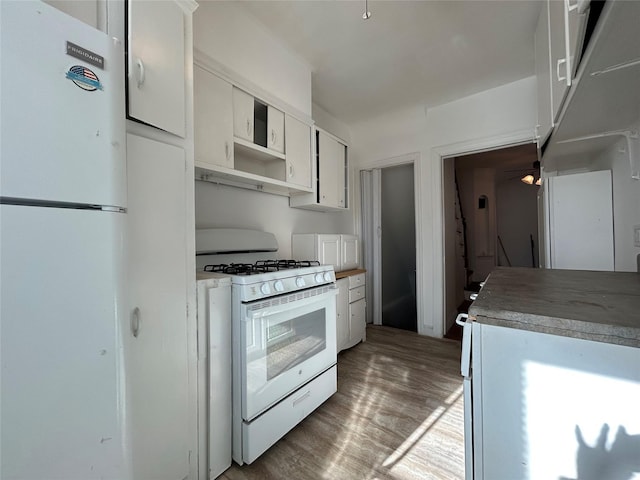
[312,103,351,144]
[351,76,537,336]
[195,182,353,260]
[193,3,354,260]
[194,2,312,116]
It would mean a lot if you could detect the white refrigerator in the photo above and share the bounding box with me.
[1,2,129,479]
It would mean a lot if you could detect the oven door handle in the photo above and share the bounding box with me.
[247,288,338,321]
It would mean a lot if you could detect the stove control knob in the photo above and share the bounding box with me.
[314,273,324,283]
[324,272,332,282]
[295,277,306,288]
[274,280,285,292]
[260,283,271,295]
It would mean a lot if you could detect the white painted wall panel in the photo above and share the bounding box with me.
[193,2,312,116]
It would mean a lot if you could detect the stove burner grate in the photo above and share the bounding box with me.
[203,260,321,275]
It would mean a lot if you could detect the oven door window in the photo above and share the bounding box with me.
[265,309,326,380]
[241,289,337,421]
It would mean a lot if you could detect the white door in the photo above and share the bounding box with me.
[548,170,614,271]
[318,234,341,269]
[125,134,189,480]
[233,87,254,142]
[341,234,359,271]
[336,278,350,352]
[318,131,344,208]
[284,115,312,188]
[0,204,127,480]
[549,0,571,122]
[194,65,234,169]
[128,0,185,137]
[267,106,285,153]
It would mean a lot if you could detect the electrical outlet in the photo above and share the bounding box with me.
[634,225,640,247]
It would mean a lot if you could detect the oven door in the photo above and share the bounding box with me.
[240,285,337,421]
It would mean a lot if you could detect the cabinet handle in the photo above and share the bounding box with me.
[289,164,294,178]
[131,307,141,338]
[292,390,311,407]
[556,58,570,86]
[271,129,277,146]
[246,119,252,137]
[135,58,145,88]
[225,141,230,161]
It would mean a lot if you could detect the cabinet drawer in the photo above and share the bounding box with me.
[349,286,365,303]
[348,273,365,289]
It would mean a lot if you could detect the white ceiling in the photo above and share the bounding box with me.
[237,0,543,125]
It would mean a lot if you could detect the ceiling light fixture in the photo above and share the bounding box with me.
[362,0,371,19]
[521,174,535,185]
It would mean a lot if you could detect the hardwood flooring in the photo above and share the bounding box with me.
[221,325,465,480]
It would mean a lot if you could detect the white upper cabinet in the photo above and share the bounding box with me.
[548,0,589,123]
[535,0,553,144]
[535,0,590,144]
[232,87,254,143]
[290,127,348,211]
[318,130,347,209]
[194,65,234,169]
[128,0,186,138]
[284,114,312,188]
[267,107,285,154]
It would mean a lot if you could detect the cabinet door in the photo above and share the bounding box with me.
[548,0,571,123]
[126,134,189,480]
[341,235,359,271]
[194,65,234,169]
[128,0,185,137]
[232,87,254,142]
[548,170,614,271]
[318,131,346,208]
[284,115,312,188]
[317,234,341,269]
[267,106,285,154]
[348,298,366,346]
[534,0,553,144]
[336,278,349,352]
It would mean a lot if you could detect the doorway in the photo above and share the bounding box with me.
[442,143,539,338]
[361,159,418,333]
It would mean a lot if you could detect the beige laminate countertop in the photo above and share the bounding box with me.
[335,268,366,280]
[468,267,640,348]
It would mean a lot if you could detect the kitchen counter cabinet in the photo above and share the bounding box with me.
[336,270,366,353]
[465,267,640,480]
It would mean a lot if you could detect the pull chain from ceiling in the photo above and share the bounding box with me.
[362,0,371,20]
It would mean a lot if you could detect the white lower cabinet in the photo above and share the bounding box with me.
[336,272,366,352]
[125,134,190,480]
[472,323,640,480]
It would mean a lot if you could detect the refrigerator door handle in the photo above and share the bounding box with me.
[131,307,141,338]
[136,58,146,88]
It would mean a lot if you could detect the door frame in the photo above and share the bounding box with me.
[433,130,535,337]
[359,152,422,330]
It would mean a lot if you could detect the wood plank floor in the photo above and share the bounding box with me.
[221,325,465,480]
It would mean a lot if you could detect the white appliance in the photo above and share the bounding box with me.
[0,2,128,479]
[546,170,614,271]
[196,229,338,465]
[196,272,232,479]
[292,233,360,272]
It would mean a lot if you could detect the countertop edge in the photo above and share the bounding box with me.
[471,308,640,348]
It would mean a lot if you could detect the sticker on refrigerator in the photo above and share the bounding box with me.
[65,65,103,91]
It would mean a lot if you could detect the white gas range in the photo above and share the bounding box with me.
[196,230,338,466]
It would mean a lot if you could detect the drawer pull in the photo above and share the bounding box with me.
[292,390,311,407]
